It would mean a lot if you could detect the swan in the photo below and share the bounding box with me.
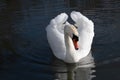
[46,11,94,63]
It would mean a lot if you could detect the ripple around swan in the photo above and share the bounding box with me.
[52,52,96,80]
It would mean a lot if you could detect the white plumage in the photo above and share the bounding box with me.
[46,11,94,63]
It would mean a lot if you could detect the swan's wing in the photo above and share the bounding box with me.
[46,13,68,60]
[71,11,94,58]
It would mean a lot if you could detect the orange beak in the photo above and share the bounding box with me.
[73,39,79,50]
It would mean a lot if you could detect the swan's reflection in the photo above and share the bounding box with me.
[52,52,95,80]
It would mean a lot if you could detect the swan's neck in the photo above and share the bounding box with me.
[64,34,74,51]
[64,33,76,62]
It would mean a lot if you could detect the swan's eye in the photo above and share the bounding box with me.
[72,34,79,41]
[74,25,78,29]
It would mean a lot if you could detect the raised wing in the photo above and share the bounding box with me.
[46,13,68,60]
[71,11,94,58]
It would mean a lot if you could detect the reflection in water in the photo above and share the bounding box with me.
[53,52,95,80]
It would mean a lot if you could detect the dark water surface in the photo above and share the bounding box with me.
[0,0,120,80]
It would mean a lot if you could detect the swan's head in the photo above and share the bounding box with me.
[64,24,79,50]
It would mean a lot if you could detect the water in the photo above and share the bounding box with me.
[52,52,95,80]
[0,0,120,80]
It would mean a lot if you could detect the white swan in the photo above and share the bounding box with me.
[46,11,94,63]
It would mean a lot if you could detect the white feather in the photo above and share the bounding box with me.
[46,11,94,63]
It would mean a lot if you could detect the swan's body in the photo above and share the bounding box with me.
[46,11,94,63]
